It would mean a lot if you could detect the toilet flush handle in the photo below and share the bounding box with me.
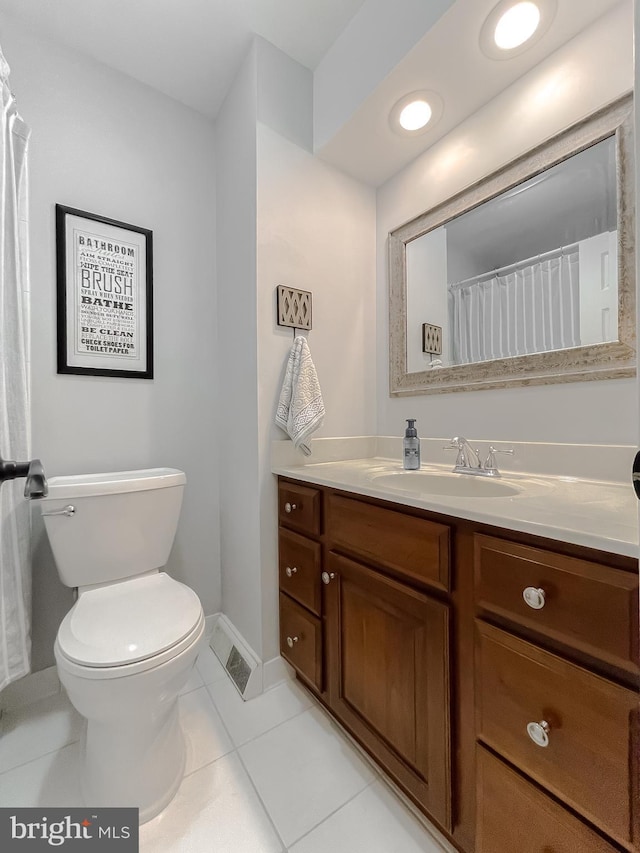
[42,505,76,517]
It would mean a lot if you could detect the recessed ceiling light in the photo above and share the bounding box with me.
[390,91,443,137]
[399,100,432,131]
[494,2,540,50]
[480,0,556,60]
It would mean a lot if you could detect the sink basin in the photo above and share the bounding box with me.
[370,470,521,498]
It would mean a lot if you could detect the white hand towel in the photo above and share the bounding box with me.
[276,335,325,456]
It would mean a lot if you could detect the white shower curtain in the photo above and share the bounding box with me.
[0,45,32,692]
[449,248,580,365]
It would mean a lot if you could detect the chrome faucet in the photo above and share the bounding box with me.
[443,437,513,478]
[443,436,481,471]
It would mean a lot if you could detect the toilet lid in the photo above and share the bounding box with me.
[57,572,203,667]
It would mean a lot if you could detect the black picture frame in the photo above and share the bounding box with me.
[56,204,154,379]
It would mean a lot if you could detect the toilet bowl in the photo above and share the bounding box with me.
[41,468,205,823]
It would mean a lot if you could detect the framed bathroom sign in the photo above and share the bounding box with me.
[55,205,154,379]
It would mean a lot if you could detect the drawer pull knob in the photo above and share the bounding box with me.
[284,502,297,513]
[523,586,546,610]
[322,571,336,585]
[527,720,551,747]
[285,566,298,577]
[286,635,299,648]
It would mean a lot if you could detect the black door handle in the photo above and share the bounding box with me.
[0,454,48,498]
[632,450,640,500]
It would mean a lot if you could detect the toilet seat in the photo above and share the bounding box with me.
[56,572,204,679]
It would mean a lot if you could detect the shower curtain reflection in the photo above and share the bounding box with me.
[449,247,580,365]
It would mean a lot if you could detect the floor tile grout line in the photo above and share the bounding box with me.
[196,682,236,742]
[204,680,314,750]
[0,737,80,779]
[195,675,289,850]
[286,778,378,850]
[178,684,238,780]
[181,742,237,781]
[234,744,289,853]
[232,696,379,850]
[372,774,454,853]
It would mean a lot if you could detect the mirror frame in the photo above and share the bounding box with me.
[388,95,635,396]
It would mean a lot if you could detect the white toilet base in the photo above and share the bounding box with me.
[79,695,186,824]
[56,621,204,824]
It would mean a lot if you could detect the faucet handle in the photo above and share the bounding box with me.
[484,446,514,472]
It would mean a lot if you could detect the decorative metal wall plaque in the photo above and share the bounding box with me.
[277,286,312,331]
[422,323,443,355]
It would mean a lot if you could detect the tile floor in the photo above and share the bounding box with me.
[0,645,453,853]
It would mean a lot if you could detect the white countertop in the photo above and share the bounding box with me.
[272,440,638,559]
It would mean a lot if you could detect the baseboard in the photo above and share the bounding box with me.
[204,612,219,639]
[263,655,294,691]
[0,665,60,712]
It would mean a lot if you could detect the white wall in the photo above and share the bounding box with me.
[215,43,263,657]
[214,37,376,666]
[257,119,376,659]
[1,15,220,671]
[376,7,636,445]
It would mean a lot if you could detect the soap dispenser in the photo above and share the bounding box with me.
[403,419,420,470]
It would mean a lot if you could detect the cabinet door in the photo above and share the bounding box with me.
[325,551,451,831]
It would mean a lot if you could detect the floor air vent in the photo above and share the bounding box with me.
[209,615,262,700]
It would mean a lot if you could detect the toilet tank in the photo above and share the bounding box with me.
[41,468,186,588]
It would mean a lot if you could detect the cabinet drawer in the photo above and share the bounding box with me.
[280,593,322,692]
[279,528,321,616]
[474,534,639,673]
[278,481,321,536]
[476,621,638,847]
[326,494,450,591]
[476,746,617,853]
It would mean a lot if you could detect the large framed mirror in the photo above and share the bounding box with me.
[388,95,635,396]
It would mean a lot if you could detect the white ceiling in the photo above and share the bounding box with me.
[0,0,631,187]
[317,0,628,185]
[0,0,366,118]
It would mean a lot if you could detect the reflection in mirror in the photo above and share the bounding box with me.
[389,96,635,395]
[406,137,617,371]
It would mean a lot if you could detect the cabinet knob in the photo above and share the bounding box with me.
[284,502,297,513]
[321,571,336,585]
[527,720,551,747]
[285,566,298,578]
[286,635,299,648]
[523,586,546,610]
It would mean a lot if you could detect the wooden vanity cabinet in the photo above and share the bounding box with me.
[277,478,454,834]
[277,476,639,853]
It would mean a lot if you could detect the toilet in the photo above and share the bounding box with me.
[41,468,205,823]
